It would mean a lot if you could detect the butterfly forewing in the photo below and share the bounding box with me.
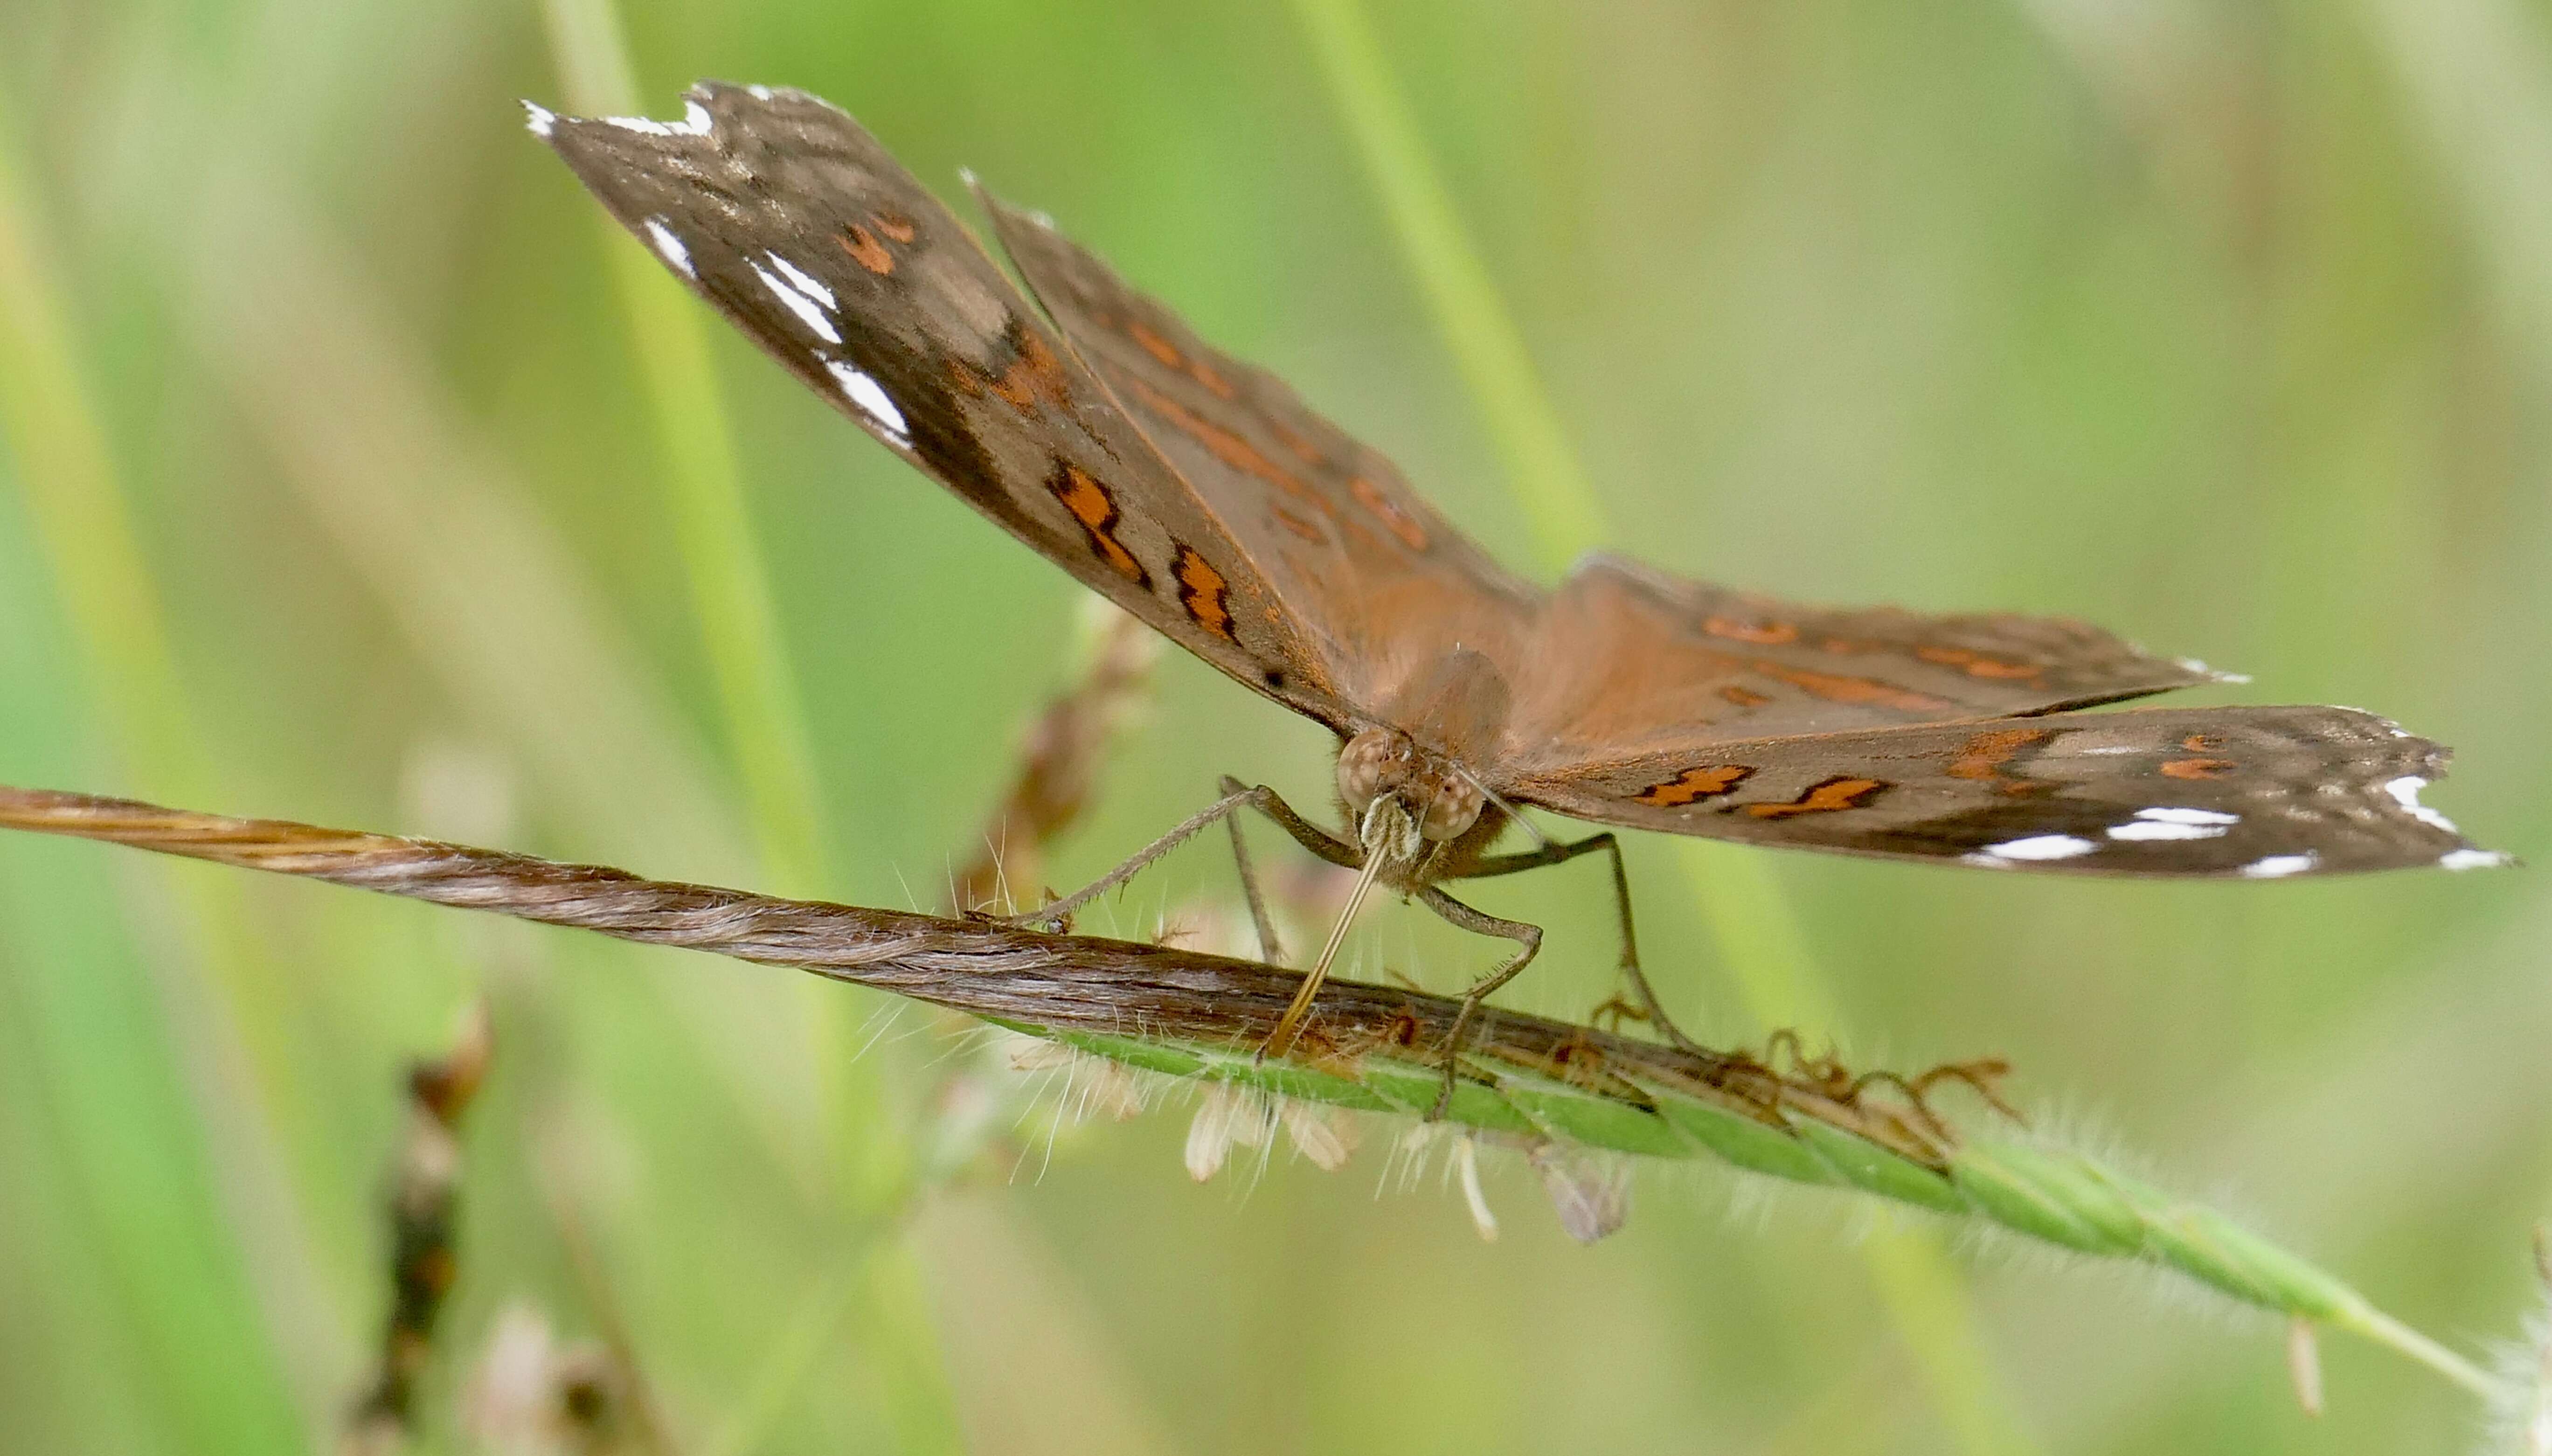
[1511,706,2500,877]
[973,184,1543,713]
[534,84,1354,729]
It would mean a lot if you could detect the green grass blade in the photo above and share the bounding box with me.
[0,783,2507,1404]
[0,104,314,1452]
[1289,0,1608,573]
[1020,1024,2502,1401]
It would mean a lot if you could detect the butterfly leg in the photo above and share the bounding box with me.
[1221,806,1284,964]
[992,781,1348,962]
[1457,834,1705,1057]
[987,784,1263,931]
[1414,887,1542,1120]
[1213,775,1359,869]
[1214,776,1407,1057]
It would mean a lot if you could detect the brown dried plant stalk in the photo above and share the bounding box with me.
[343,999,492,1455]
[950,603,1158,915]
[0,783,2506,1401]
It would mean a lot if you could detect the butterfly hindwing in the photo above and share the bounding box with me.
[1500,556,2226,769]
[534,84,1355,728]
[1509,706,2500,877]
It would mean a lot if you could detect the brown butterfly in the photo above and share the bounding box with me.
[533,84,2504,1102]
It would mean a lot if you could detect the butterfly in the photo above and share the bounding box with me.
[532,84,2503,1096]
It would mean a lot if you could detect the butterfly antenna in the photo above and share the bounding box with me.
[1450,761,1548,850]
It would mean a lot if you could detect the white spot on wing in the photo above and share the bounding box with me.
[749,261,841,344]
[603,104,711,138]
[641,217,693,279]
[2108,820,2227,842]
[2177,656,2251,684]
[2107,805,2237,840]
[747,83,775,100]
[826,361,908,440]
[1979,834,2098,861]
[2136,806,2239,825]
[2240,853,2316,879]
[2383,776,2459,833]
[521,100,556,138]
[2440,848,2513,871]
[763,252,835,309]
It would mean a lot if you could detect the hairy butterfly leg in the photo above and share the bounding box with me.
[1221,807,1285,965]
[1208,777,1394,1060]
[992,779,1344,960]
[1214,774,1360,868]
[1456,832,1703,1056]
[1414,888,1544,1120]
[987,784,1262,931]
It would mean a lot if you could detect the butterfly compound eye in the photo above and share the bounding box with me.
[1420,772,1485,843]
[1335,728,1405,813]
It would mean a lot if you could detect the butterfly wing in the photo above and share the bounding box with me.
[1507,706,2502,877]
[971,156,2219,751]
[534,84,1356,728]
[1497,555,2224,770]
[971,186,1543,715]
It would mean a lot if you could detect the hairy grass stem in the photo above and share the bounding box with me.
[0,783,2504,1403]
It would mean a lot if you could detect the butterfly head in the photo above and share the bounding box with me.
[1336,727,1486,857]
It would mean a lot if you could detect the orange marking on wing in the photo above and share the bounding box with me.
[1752,662,1950,713]
[1947,727,2049,781]
[948,327,1074,413]
[1128,320,1184,368]
[1632,765,1753,807]
[1123,376,1320,505]
[1047,464,1149,586]
[1172,545,1236,641]
[1821,637,1878,654]
[2160,757,2234,780]
[873,213,918,243]
[1720,685,1772,708]
[1706,617,1798,645]
[1746,777,1889,818]
[839,225,894,275]
[1915,645,2042,680]
[1270,506,1326,542]
[2180,734,2219,752]
[1188,356,1238,399]
[1349,476,1429,552]
[1269,418,1324,464]
[990,331,1072,411]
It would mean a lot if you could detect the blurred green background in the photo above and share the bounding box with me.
[2,0,2548,1452]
